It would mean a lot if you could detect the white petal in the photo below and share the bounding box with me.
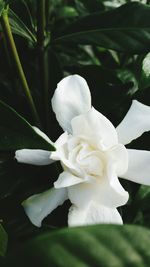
[54,171,82,188]
[51,75,91,133]
[15,149,53,165]
[51,134,87,178]
[22,188,67,227]
[33,126,54,145]
[106,162,129,204]
[68,174,128,209]
[50,132,69,161]
[54,132,68,148]
[71,107,118,149]
[68,201,123,226]
[107,144,128,176]
[116,100,150,145]
[120,149,150,185]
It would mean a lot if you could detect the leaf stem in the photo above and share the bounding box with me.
[0,7,41,127]
[37,0,50,134]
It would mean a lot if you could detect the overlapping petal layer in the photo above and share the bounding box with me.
[68,174,128,210]
[71,107,118,149]
[54,171,82,188]
[68,202,123,226]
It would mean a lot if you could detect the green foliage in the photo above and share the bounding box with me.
[9,9,36,44]
[53,3,150,53]
[0,0,150,265]
[4,224,150,267]
[0,100,55,151]
[131,185,150,227]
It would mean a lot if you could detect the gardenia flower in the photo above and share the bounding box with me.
[15,75,150,227]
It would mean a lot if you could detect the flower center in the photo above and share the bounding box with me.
[67,138,105,178]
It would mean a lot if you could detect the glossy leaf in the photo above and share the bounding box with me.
[4,224,150,266]
[0,100,55,151]
[53,3,150,53]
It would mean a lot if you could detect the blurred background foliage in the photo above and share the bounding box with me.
[1,0,150,265]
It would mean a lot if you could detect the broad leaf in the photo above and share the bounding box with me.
[4,224,150,266]
[0,100,55,151]
[53,2,150,53]
[0,225,7,257]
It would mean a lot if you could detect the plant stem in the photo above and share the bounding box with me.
[37,0,45,47]
[1,8,41,127]
[37,0,50,134]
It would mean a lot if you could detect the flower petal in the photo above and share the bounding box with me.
[68,173,128,210]
[15,149,53,165]
[51,75,91,133]
[120,149,150,185]
[107,144,128,176]
[50,132,69,161]
[116,100,150,145]
[22,187,67,227]
[71,107,118,149]
[68,201,123,226]
[106,162,129,204]
[54,171,82,188]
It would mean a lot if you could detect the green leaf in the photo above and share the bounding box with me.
[0,100,55,151]
[139,53,150,89]
[133,185,150,216]
[0,224,8,257]
[53,2,150,53]
[9,9,36,43]
[80,0,104,13]
[68,64,131,124]
[4,224,150,266]
[125,185,150,227]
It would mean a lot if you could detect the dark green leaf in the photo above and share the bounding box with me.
[130,185,150,227]
[0,100,55,151]
[53,3,150,53]
[0,224,7,257]
[68,64,131,125]
[4,224,150,266]
[80,0,104,13]
[9,9,36,43]
[134,185,150,211]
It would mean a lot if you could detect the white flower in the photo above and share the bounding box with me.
[16,75,150,227]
